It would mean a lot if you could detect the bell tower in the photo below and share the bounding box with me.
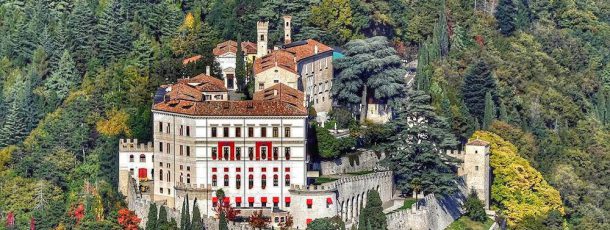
[464,139,491,210]
[257,21,269,58]
[283,15,292,44]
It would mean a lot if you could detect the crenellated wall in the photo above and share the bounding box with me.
[386,180,467,230]
[318,150,387,175]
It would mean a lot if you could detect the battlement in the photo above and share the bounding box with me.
[257,21,269,29]
[290,171,393,192]
[119,139,154,152]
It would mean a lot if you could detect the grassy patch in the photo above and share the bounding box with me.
[313,177,338,185]
[446,216,494,230]
[399,198,418,210]
[346,170,374,176]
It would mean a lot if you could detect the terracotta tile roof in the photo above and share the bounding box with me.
[182,55,203,65]
[153,99,307,117]
[213,40,258,56]
[253,83,304,107]
[165,83,204,101]
[467,139,490,147]
[177,74,227,92]
[283,39,333,61]
[253,50,297,75]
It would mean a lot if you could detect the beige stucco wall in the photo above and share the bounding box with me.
[254,67,299,92]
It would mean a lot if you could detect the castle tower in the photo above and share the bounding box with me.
[463,139,491,210]
[257,21,269,58]
[283,16,292,44]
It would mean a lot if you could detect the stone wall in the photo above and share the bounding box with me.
[319,150,386,175]
[386,183,467,230]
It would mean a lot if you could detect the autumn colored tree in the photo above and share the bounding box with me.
[117,208,141,230]
[279,214,294,230]
[72,204,85,225]
[248,210,270,230]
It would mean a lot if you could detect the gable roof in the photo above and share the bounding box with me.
[177,74,227,92]
[253,83,304,108]
[182,55,203,65]
[213,40,258,56]
[253,50,298,75]
[283,39,333,62]
[467,139,490,147]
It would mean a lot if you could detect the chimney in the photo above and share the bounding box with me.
[283,16,292,44]
[206,66,210,75]
[257,21,269,58]
[314,44,319,54]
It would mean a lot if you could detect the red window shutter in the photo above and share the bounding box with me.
[212,168,217,172]
[273,197,279,203]
[261,197,268,203]
[306,219,312,225]
[236,167,241,172]
[212,197,218,203]
[261,167,266,172]
[138,168,147,178]
[285,197,291,203]
[248,197,254,203]
[273,167,278,172]
[327,198,333,204]
[223,197,230,204]
[285,167,290,172]
[306,199,313,205]
[224,168,229,172]
[236,197,242,203]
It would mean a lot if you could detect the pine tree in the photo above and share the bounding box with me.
[332,36,406,122]
[464,190,487,222]
[68,0,96,68]
[382,90,459,195]
[45,50,78,101]
[146,203,158,230]
[97,0,132,63]
[235,33,246,91]
[483,91,496,129]
[495,0,517,36]
[462,60,496,125]
[358,190,386,230]
[0,70,31,147]
[130,33,156,73]
[191,198,203,230]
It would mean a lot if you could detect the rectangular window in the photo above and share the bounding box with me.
[259,82,264,90]
[248,127,254,137]
[223,127,229,137]
[248,147,254,160]
[186,146,191,157]
[261,127,267,137]
[223,146,230,160]
[285,147,291,160]
[160,187,163,194]
[159,142,163,152]
[158,122,163,132]
[166,143,170,154]
[211,127,217,137]
[236,147,241,160]
[179,145,183,156]
[285,127,291,137]
[273,127,279,137]
[166,123,170,134]
[236,127,241,137]
[186,126,190,136]
[180,125,183,136]
[212,147,218,159]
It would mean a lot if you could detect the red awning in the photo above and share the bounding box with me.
[236,197,242,203]
[273,197,279,203]
[248,197,254,203]
[306,219,312,225]
[285,197,291,203]
[212,197,218,203]
[327,197,333,204]
[261,197,268,203]
[306,199,313,205]
[223,197,230,204]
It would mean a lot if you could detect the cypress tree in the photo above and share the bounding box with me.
[158,206,169,230]
[219,212,229,230]
[235,33,246,91]
[382,90,459,195]
[191,198,203,230]
[495,0,517,36]
[180,198,187,229]
[483,91,496,129]
[146,203,158,230]
[437,0,449,57]
[462,60,496,125]
[358,190,386,230]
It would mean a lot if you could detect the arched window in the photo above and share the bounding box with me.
[236,174,241,189]
[260,34,264,41]
[139,154,146,162]
[212,147,217,160]
[186,174,191,184]
[273,174,279,186]
[224,175,229,187]
[167,172,171,182]
[236,147,241,160]
[273,147,279,160]
[261,174,267,189]
[248,175,254,189]
[248,147,254,160]
[212,175,217,186]
[159,169,163,181]
[180,173,183,183]
[261,147,267,160]
[285,174,290,186]
[285,147,291,160]
[129,155,134,162]
[223,147,229,160]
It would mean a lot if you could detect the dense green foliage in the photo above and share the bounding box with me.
[382,90,459,195]
[307,216,346,230]
[357,190,387,230]
[464,191,487,222]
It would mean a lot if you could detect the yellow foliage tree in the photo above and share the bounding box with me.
[96,110,131,136]
[182,12,196,32]
[471,131,564,227]
[0,145,16,171]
